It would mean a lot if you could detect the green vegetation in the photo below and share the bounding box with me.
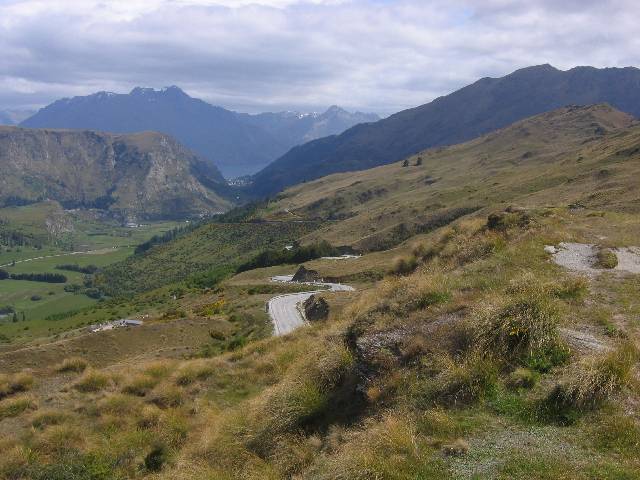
[237,240,339,272]
[97,221,319,297]
[2,106,640,479]
[596,248,619,269]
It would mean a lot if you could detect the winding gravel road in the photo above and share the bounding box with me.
[268,275,354,336]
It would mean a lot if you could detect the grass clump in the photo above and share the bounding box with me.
[546,341,638,415]
[174,361,215,386]
[148,384,185,409]
[73,368,110,393]
[596,248,619,269]
[421,353,498,406]
[31,409,69,429]
[591,411,640,455]
[0,371,34,399]
[475,282,568,371]
[391,255,419,276]
[0,395,37,420]
[55,357,88,374]
[121,375,159,397]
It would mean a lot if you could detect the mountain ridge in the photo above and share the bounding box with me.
[250,64,640,197]
[20,87,379,178]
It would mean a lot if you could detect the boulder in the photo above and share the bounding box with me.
[303,295,329,322]
[292,265,320,283]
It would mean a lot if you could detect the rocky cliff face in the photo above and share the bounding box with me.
[0,126,231,220]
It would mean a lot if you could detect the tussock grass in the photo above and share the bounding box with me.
[0,371,34,399]
[149,384,185,409]
[418,353,498,406]
[174,361,215,386]
[0,395,37,420]
[390,255,418,276]
[307,412,448,479]
[547,340,638,412]
[97,393,143,416]
[474,279,567,370]
[596,248,619,269]
[33,424,86,456]
[591,411,640,455]
[73,368,110,393]
[54,356,88,373]
[122,374,159,396]
[31,409,69,429]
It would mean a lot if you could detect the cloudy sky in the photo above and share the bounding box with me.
[0,0,638,115]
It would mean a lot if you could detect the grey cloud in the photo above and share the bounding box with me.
[0,0,638,114]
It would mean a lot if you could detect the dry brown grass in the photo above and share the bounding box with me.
[0,394,37,420]
[54,356,88,374]
[73,368,111,393]
[0,371,34,399]
[548,340,638,411]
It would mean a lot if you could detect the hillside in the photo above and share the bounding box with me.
[251,64,640,196]
[21,88,378,178]
[0,126,230,220]
[261,104,637,250]
[1,105,640,479]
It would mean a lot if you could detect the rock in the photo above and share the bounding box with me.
[303,295,329,322]
[544,245,558,254]
[292,265,320,283]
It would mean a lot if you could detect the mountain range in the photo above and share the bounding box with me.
[0,126,230,220]
[0,109,34,126]
[250,64,640,196]
[19,88,379,178]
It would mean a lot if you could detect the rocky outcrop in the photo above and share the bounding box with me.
[0,126,231,219]
[291,265,320,283]
[303,295,329,322]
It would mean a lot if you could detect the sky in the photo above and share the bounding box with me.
[0,0,638,115]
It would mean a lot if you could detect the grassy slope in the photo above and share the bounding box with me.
[96,221,320,297]
[0,105,639,479]
[0,205,184,340]
[263,105,637,249]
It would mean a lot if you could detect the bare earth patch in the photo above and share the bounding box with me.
[547,243,640,275]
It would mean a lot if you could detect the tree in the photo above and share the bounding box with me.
[415,157,423,166]
[402,159,409,167]
[0,269,8,280]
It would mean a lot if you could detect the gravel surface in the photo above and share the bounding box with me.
[549,242,640,275]
[268,277,354,336]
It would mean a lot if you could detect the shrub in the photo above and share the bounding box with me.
[55,357,88,373]
[30,295,42,301]
[596,248,618,269]
[547,341,638,413]
[73,369,110,393]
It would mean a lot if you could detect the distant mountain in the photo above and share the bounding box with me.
[250,64,640,197]
[20,88,378,178]
[0,109,35,125]
[0,126,230,220]
[238,106,379,147]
